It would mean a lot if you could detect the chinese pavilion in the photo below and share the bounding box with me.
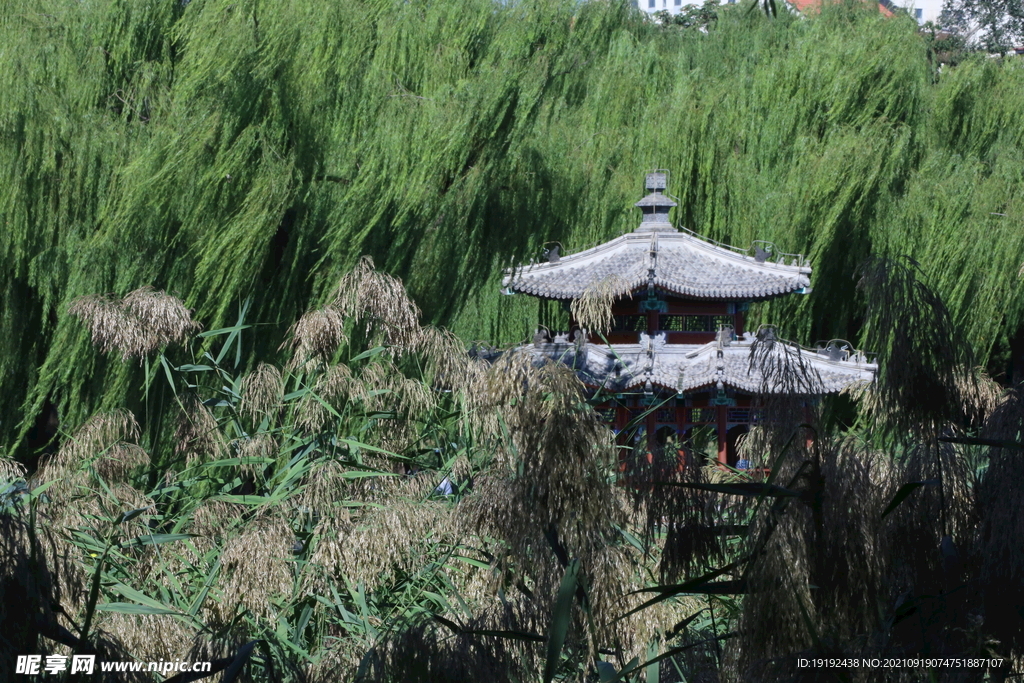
[502,172,877,467]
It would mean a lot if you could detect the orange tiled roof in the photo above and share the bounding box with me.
[790,0,894,16]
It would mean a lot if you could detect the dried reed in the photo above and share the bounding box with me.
[214,514,296,623]
[308,500,458,593]
[286,305,348,369]
[173,393,227,465]
[569,275,629,335]
[69,288,200,360]
[239,362,284,421]
[333,256,421,352]
[0,457,26,481]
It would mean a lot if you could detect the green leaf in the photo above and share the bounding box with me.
[282,388,310,401]
[646,640,659,683]
[614,524,648,555]
[422,590,454,612]
[881,479,941,518]
[617,557,748,621]
[29,480,56,498]
[110,582,176,613]
[657,580,746,595]
[222,640,258,683]
[116,507,152,525]
[452,555,491,570]
[95,603,179,616]
[544,558,579,683]
[432,614,545,642]
[70,530,108,553]
[159,355,177,395]
[597,661,620,682]
[208,494,270,505]
[666,609,705,640]
[937,436,1024,450]
[349,346,388,362]
[335,437,403,459]
[470,629,546,642]
[597,658,640,683]
[601,635,737,682]
[198,323,254,339]
[187,559,221,617]
[658,481,801,497]
[337,470,399,480]
[293,604,314,644]
[202,457,275,468]
[125,533,195,547]
[363,411,398,420]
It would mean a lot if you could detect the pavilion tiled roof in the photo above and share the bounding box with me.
[502,228,812,301]
[529,331,876,395]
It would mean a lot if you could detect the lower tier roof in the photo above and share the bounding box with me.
[525,330,876,395]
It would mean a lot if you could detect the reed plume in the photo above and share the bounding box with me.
[173,393,227,466]
[334,256,422,352]
[69,288,200,360]
[286,306,348,369]
[239,362,284,421]
[570,275,629,335]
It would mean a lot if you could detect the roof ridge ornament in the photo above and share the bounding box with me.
[635,171,678,233]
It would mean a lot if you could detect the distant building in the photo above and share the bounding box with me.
[634,0,942,24]
[633,0,737,17]
[789,0,945,23]
[788,0,893,18]
[892,0,944,24]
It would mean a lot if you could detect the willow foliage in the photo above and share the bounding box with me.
[3,0,1024,456]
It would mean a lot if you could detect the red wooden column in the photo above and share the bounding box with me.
[802,404,815,449]
[716,404,728,465]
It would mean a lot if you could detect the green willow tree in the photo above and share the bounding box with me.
[3,0,1024,459]
[941,0,1024,53]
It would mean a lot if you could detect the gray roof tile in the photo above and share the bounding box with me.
[526,333,875,395]
[504,229,811,301]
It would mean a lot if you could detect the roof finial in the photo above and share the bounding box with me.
[646,172,667,192]
[635,170,677,233]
